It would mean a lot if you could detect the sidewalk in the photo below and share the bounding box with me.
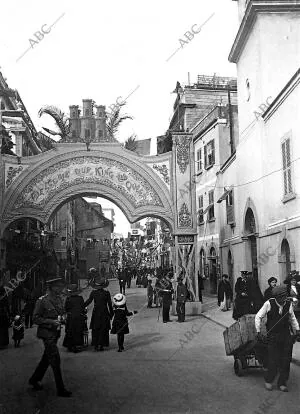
[201,296,233,328]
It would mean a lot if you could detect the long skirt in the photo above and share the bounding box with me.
[63,315,85,348]
[91,327,110,347]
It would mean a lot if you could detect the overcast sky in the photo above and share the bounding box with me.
[0,0,239,236]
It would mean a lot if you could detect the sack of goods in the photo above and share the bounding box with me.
[223,314,267,356]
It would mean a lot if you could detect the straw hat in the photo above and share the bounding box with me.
[113,293,126,306]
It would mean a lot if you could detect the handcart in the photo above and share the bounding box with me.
[223,314,268,377]
[232,338,268,376]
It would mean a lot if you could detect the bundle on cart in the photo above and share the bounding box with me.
[223,314,267,356]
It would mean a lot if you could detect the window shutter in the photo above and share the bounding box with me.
[211,140,215,164]
[282,138,293,196]
[204,145,207,168]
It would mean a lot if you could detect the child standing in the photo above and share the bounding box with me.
[12,315,24,347]
[111,294,137,352]
[147,280,154,308]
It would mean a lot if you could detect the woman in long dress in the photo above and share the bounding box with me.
[63,284,85,352]
[84,277,113,351]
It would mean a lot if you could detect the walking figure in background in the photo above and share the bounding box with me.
[23,289,37,329]
[217,274,233,312]
[255,285,300,392]
[118,269,126,295]
[176,274,188,322]
[29,276,72,397]
[63,284,85,353]
[264,277,277,301]
[111,293,137,352]
[84,277,113,352]
[147,280,154,308]
[233,271,251,320]
[12,315,24,347]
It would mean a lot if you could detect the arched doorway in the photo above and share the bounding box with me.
[208,247,217,294]
[281,239,291,281]
[244,207,258,279]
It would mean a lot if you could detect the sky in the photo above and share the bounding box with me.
[0,0,239,236]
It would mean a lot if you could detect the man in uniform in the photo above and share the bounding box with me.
[176,275,188,322]
[28,276,72,397]
[159,273,174,323]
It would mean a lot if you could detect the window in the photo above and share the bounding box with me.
[85,129,91,139]
[282,137,293,196]
[226,190,235,225]
[72,111,76,118]
[98,130,103,139]
[85,109,89,116]
[196,149,202,173]
[208,190,215,220]
[198,195,204,225]
[204,140,215,169]
[72,130,76,138]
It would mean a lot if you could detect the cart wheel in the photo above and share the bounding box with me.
[234,358,243,376]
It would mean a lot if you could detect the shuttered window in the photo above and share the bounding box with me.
[198,195,204,225]
[208,190,215,220]
[204,140,215,168]
[196,149,202,172]
[282,137,293,196]
[226,190,235,225]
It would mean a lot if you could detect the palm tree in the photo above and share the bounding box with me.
[38,106,71,142]
[124,134,138,152]
[106,101,132,141]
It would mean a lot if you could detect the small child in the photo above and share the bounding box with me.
[111,293,137,352]
[147,280,154,308]
[12,315,24,347]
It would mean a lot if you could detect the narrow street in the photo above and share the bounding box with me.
[1,280,300,414]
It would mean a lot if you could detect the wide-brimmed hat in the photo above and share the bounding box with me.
[67,284,82,295]
[113,293,126,306]
[272,285,288,298]
[92,277,109,289]
[240,270,249,275]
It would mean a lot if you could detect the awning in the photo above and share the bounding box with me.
[217,186,233,203]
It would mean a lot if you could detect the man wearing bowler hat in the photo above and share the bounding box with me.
[255,285,300,392]
[28,276,72,397]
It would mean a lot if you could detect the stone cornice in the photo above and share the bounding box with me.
[229,1,300,63]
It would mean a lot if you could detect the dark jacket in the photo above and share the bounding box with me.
[111,305,133,335]
[84,288,113,331]
[264,286,273,301]
[33,294,64,339]
[177,284,188,303]
[217,280,233,306]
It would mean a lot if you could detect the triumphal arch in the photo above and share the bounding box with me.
[0,132,200,306]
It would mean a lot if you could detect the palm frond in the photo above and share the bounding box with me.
[39,105,70,138]
[106,102,133,139]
